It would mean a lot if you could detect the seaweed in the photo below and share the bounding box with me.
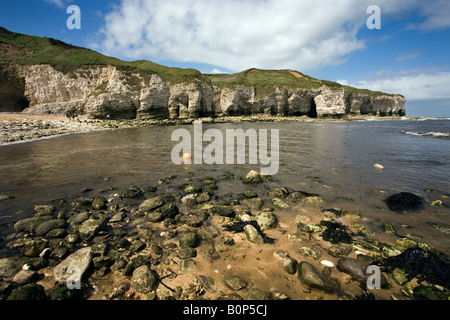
[381,247,450,290]
[320,220,354,244]
[223,220,276,244]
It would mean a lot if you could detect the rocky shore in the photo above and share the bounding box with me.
[1,113,413,146]
[1,169,449,300]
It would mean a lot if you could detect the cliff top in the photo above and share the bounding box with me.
[0,27,402,98]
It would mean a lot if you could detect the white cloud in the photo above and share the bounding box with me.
[43,0,65,8]
[94,0,450,73]
[210,68,227,74]
[343,70,450,101]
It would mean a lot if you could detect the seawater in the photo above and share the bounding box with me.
[0,119,449,255]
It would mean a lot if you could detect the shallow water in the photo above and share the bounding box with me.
[0,119,449,255]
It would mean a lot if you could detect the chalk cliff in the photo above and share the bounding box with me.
[0,27,405,119]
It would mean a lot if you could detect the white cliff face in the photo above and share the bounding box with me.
[6,63,405,119]
[17,64,214,119]
[314,87,350,117]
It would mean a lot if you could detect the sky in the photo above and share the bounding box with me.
[0,0,449,117]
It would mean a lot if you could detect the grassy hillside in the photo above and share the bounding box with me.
[0,27,400,98]
[0,27,205,84]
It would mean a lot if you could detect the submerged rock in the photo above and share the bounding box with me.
[384,192,423,212]
[222,274,247,291]
[242,170,263,184]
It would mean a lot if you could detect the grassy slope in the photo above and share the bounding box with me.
[0,27,400,98]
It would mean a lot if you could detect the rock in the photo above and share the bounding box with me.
[178,212,207,227]
[12,270,37,285]
[160,203,179,219]
[297,261,337,293]
[45,228,67,238]
[35,219,66,236]
[242,190,258,199]
[283,258,298,275]
[14,218,36,233]
[183,183,203,193]
[53,247,93,284]
[271,198,289,209]
[108,282,131,300]
[336,257,370,283]
[222,274,247,291]
[180,259,197,271]
[210,205,235,218]
[244,224,264,244]
[197,226,220,240]
[177,248,197,259]
[0,194,14,201]
[269,187,290,199]
[384,192,423,212]
[179,232,200,248]
[132,265,159,293]
[298,245,323,260]
[68,211,90,225]
[255,211,277,230]
[34,205,55,216]
[78,218,107,241]
[92,196,107,210]
[381,223,396,234]
[146,211,164,222]
[0,258,20,279]
[139,196,165,211]
[242,170,263,184]
[327,243,353,258]
[46,285,81,300]
[247,287,271,300]
[7,283,47,300]
[21,239,47,257]
[195,192,211,204]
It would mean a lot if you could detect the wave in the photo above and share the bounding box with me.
[402,130,450,138]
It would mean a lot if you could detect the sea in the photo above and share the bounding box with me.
[0,118,449,257]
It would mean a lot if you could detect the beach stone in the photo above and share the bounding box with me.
[177,248,197,259]
[384,192,423,212]
[283,258,298,275]
[256,211,277,230]
[35,219,66,236]
[271,198,289,209]
[337,257,370,283]
[14,218,36,233]
[297,261,337,293]
[12,270,37,285]
[197,226,220,240]
[34,205,55,216]
[21,239,47,257]
[222,274,247,291]
[244,224,264,244]
[392,268,409,286]
[242,170,263,184]
[298,245,323,260]
[269,187,290,199]
[241,197,263,210]
[181,259,197,271]
[46,285,82,300]
[247,287,270,300]
[68,211,90,225]
[45,228,67,239]
[7,284,47,300]
[92,196,107,210]
[178,212,207,227]
[146,211,164,222]
[195,192,211,204]
[211,205,235,218]
[78,218,107,241]
[139,196,165,211]
[53,247,93,284]
[132,265,159,293]
[179,232,200,248]
[0,258,20,279]
[183,183,203,193]
[160,203,179,219]
[243,190,258,199]
[327,243,353,258]
[413,285,448,300]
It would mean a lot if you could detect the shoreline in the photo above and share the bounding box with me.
[0,112,422,146]
[1,169,448,300]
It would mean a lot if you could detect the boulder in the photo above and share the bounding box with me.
[222,274,247,291]
[139,196,165,211]
[256,211,277,230]
[78,218,107,241]
[53,247,93,284]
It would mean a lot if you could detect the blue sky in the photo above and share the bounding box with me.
[1,0,449,117]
